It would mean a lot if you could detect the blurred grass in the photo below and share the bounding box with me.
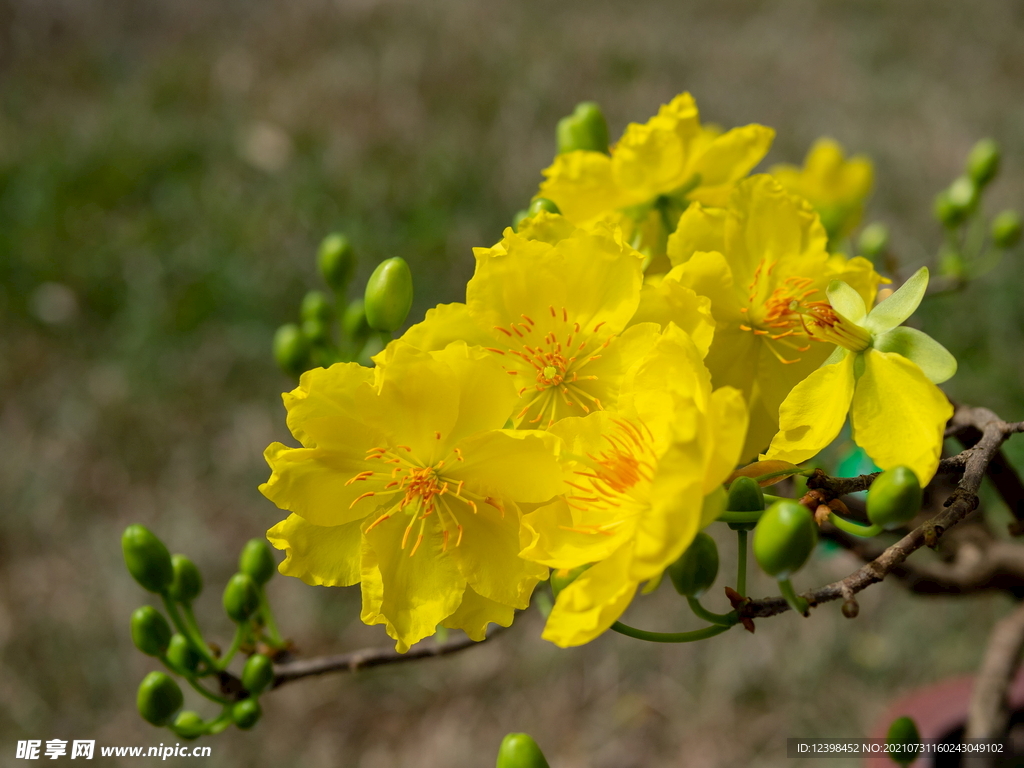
[1,1,1024,766]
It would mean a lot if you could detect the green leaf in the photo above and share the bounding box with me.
[873,326,957,383]
[826,280,867,323]
[865,267,929,333]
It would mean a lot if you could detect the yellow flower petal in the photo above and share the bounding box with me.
[702,386,750,493]
[520,496,632,570]
[666,203,728,265]
[445,429,563,504]
[430,341,519,446]
[537,150,634,224]
[629,275,715,358]
[689,124,776,207]
[394,303,495,354]
[441,585,516,641]
[266,514,363,587]
[850,350,953,484]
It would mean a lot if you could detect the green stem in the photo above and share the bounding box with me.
[181,603,218,663]
[736,529,748,597]
[777,578,809,616]
[685,597,737,626]
[610,621,731,643]
[218,624,246,670]
[205,707,234,735]
[258,587,285,648]
[185,676,232,706]
[161,596,218,669]
[828,512,883,538]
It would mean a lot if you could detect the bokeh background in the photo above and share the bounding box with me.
[3,1,1024,765]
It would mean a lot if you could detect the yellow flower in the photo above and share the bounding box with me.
[666,174,885,459]
[771,138,874,243]
[536,93,774,258]
[765,267,956,484]
[261,341,563,651]
[393,213,711,428]
[519,326,748,647]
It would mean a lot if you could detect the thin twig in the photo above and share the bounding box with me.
[965,600,1024,745]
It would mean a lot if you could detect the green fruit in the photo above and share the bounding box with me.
[992,210,1022,249]
[966,138,1000,187]
[130,606,172,657]
[858,222,890,260]
[727,476,765,512]
[172,710,206,740]
[527,197,560,217]
[886,716,922,766]
[168,555,203,603]
[753,500,818,579]
[317,232,355,292]
[273,323,309,377]
[364,257,414,332]
[239,539,276,585]
[867,466,922,530]
[232,698,262,730]
[137,671,183,727]
[242,653,274,696]
[166,633,202,675]
[550,564,591,599]
[300,290,332,324]
[496,733,550,768]
[341,298,371,344]
[122,525,174,594]
[223,573,261,623]
[556,101,610,155]
[666,532,719,598]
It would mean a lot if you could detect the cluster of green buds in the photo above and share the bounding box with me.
[495,733,550,768]
[273,232,414,376]
[122,525,286,739]
[929,138,1021,279]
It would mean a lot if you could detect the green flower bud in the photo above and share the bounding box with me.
[727,476,765,512]
[966,138,1000,187]
[857,222,890,260]
[992,210,1022,249]
[550,563,592,599]
[512,210,530,232]
[317,233,355,293]
[753,500,818,579]
[364,257,413,332]
[166,633,203,675]
[223,573,261,623]
[556,101,610,155]
[886,715,922,766]
[232,698,262,730]
[137,671,183,727]
[168,555,203,603]
[300,290,332,324]
[933,190,965,229]
[495,733,550,768]
[130,606,172,657]
[239,539,276,585]
[341,298,372,345]
[301,317,330,345]
[666,532,719,598]
[242,653,274,696]
[172,710,206,740]
[273,323,309,377]
[947,176,979,214]
[122,525,174,594]
[527,197,560,217]
[866,466,922,530]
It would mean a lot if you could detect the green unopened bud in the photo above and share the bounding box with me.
[727,476,765,512]
[223,573,261,623]
[947,176,979,214]
[858,222,890,260]
[301,317,330,346]
[167,633,202,675]
[341,298,372,344]
[867,466,922,530]
[239,539,276,585]
[666,532,719,598]
[172,710,206,740]
[992,210,1022,249]
[556,101,610,155]
[933,190,964,228]
[122,525,174,594]
[317,233,355,292]
[550,564,591,599]
[137,671,183,727]
[273,323,309,377]
[168,555,203,603]
[966,138,1000,187]
[753,500,818,579]
[527,197,560,217]
[886,716,922,766]
[130,606,172,657]
[364,257,413,332]
[512,210,530,232]
[496,733,550,768]
[232,698,262,730]
[242,653,274,695]
[300,291,332,324]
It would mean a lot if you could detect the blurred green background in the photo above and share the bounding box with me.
[2,1,1024,765]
